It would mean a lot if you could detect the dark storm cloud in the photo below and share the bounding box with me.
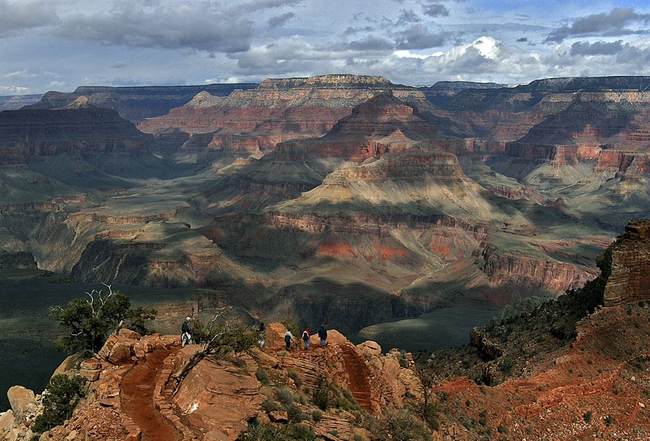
[394,25,449,49]
[396,9,422,26]
[55,1,254,53]
[422,3,450,18]
[0,0,59,37]
[516,37,528,42]
[569,40,625,56]
[343,26,375,36]
[268,12,295,28]
[227,0,303,14]
[344,36,395,51]
[546,8,650,42]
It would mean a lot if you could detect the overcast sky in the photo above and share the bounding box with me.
[1,0,650,94]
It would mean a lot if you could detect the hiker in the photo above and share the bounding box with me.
[301,328,311,350]
[284,329,294,351]
[258,322,266,348]
[317,325,328,348]
[181,316,193,347]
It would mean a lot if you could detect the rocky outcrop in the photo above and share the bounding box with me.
[0,107,151,164]
[601,219,650,306]
[27,83,256,122]
[6,324,422,441]
[478,245,597,292]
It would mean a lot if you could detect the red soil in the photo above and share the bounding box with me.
[120,349,180,441]
[317,242,356,257]
[340,345,373,411]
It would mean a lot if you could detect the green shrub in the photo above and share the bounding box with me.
[499,358,514,375]
[49,286,156,353]
[604,415,614,426]
[287,404,304,422]
[261,399,281,413]
[311,409,322,422]
[256,368,270,385]
[287,369,302,388]
[375,409,431,441]
[312,376,332,411]
[583,411,593,424]
[32,375,86,434]
[240,422,315,441]
[277,387,295,407]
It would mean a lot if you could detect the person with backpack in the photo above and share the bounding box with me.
[301,328,311,350]
[284,329,294,351]
[317,325,328,348]
[181,316,193,347]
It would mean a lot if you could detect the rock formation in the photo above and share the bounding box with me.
[27,83,256,122]
[0,107,151,164]
[601,219,650,306]
[5,324,422,441]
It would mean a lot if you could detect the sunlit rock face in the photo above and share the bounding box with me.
[601,219,650,307]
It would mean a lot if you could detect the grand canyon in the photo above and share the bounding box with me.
[0,72,648,440]
[2,1,650,438]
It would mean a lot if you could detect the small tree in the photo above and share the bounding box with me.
[50,284,156,353]
[32,375,86,434]
[173,308,257,392]
[414,363,439,430]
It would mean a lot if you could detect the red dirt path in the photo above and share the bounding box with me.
[120,349,180,441]
[340,344,372,411]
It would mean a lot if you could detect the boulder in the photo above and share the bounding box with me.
[107,340,134,364]
[7,386,35,422]
[0,410,15,433]
[357,341,382,357]
[117,328,141,340]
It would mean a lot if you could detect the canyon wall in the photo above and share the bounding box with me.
[601,219,650,306]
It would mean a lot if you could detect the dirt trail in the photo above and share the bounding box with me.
[121,349,180,441]
[340,344,372,411]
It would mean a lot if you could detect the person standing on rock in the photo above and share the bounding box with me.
[301,328,311,350]
[181,316,193,347]
[284,329,294,351]
[318,325,328,348]
[258,322,266,348]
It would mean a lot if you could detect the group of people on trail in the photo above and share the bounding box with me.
[180,316,328,353]
[284,325,328,351]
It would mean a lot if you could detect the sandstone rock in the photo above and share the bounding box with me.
[117,328,141,340]
[107,340,134,365]
[268,410,288,423]
[601,220,650,306]
[357,341,382,357]
[0,410,15,434]
[7,386,35,422]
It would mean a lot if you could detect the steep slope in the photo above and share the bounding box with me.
[426,219,650,440]
[0,106,151,164]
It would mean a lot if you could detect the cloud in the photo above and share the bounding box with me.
[268,12,295,28]
[546,8,650,42]
[55,1,254,53]
[422,3,449,18]
[344,36,394,51]
[569,40,625,56]
[394,25,449,49]
[395,9,421,26]
[343,26,374,36]
[0,0,59,37]
[227,0,303,15]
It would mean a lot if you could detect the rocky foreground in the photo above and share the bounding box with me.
[2,220,650,441]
